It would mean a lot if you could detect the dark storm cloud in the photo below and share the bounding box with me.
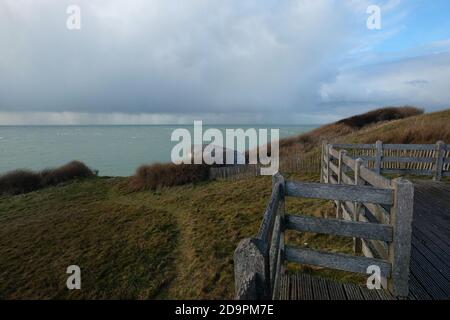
[0,1,362,116]
[0,0,449,124]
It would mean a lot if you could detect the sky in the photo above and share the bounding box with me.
[0,0,450,125]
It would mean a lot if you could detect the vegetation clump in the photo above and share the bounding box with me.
[0,161,95,196]
[129,163,210,191]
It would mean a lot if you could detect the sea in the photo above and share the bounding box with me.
[0,125,317,177]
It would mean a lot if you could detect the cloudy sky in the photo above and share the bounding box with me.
[1,0,450,124]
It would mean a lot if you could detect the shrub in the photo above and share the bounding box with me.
[129,163,210,191]
[0,170,42,196]
[40,161,95,186]
[0,161,95,196]
[336,106,423,128]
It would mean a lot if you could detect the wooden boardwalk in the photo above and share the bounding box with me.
[277,180,450,300]
[407,180,450,300]
[277,273,394,300]
[235,142,450,300]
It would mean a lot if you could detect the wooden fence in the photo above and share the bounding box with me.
[235,168,414,299]
[324,141,450,181]
[211,140,449,181]
[209,153,321,181]
[209,165,260,181]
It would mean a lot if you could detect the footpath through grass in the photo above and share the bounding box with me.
[0,173,359,299]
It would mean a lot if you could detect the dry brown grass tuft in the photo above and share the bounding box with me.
[0,161,95,196]
[353,111,450,144]
[0,170,42,195]
[278,106,424,157]
[129,163,210,191]
[40,161,95,186]
[336,106,423,128]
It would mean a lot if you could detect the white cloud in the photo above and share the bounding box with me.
[0,1,372,119]
[320,49,450,113]
[0,0,448,124]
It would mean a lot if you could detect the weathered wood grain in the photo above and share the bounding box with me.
[286,181,393,205]
[382,156,435,163]
[434,141,445,181]
[381,168,433,176]
[383,144,437,151]
[234,238,266,299]
[285,214,393,241]
[279,273,393,300]
[257,182,281,244]
[359,164,392,189]
[375,140,382,175]
[363,202,389,225]
[388,178,414,297]
[332,143,376,149]
[329,161,339,176]
[284,246,391,278]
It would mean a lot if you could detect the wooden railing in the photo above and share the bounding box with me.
[322,141,450,181]
[234,170,414,299]
[209,164,260,181]
[209,153,320,181]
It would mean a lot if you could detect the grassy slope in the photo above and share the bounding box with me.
[339,108,450,144]
[0,173,358,299]
[1,108,448,299]
[280,108,450,158]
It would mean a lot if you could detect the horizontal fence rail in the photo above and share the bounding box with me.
[329,141,450,180]
[321,141,416,296]
[210,153,321,181]
[286,181,393,205]
[234,141,425,300]
[284,246,392,278]
[285,214,393,242]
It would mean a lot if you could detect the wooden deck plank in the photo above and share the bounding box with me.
[278,273,392,300]
[413,234,450,274]
[342,283,365,300]
[326,280,347,300]
[376,287,395,300]
[408,273,432,300]
[359,286,382,300]
[312,276,330,300]
[411,247,450,293]
[408,180,450,300]
[412,228,450,265]
[409,259,448,299]
[277,181,450,300]
[297,273,313,300]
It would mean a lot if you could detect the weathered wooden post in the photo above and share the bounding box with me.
[375,140,383,175]
[388,178,414,297]
[353,158,363,254]
[336,150,346,219]
[434,141,445,181]
[320,141,327,183]
[271,173,285,299]
[326,144,331,184]
[234,238,266,299]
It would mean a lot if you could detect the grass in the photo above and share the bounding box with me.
[1,106,448,299]
[0,178,178,299]
[279,108,450,161]
[0,172,360,299]
[342,108,450,144]
[279,106,424,157]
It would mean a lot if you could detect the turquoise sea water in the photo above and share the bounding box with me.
[0,125,316,177]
